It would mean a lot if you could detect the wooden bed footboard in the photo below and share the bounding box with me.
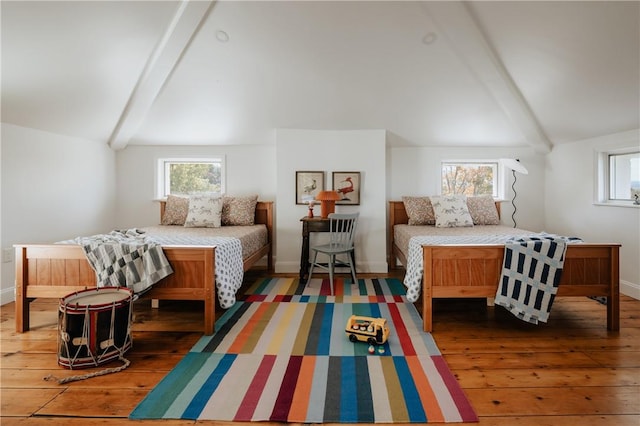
[15,244,217,334]
[420,243,620,332]
[15,200,274,335]
[388,201,621,332]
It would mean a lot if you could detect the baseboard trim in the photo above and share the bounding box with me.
[274,260,388,274]
[0,286,15,306]
[621,279,640,300]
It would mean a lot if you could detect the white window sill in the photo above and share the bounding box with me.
[593,202,640,209]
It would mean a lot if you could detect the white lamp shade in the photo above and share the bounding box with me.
[501,158,529,175]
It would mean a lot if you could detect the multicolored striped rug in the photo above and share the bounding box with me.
[130,277,478,423]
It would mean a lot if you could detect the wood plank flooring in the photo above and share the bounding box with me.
[1,271,639,425]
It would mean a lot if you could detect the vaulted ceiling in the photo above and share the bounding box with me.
[2,1,638,152]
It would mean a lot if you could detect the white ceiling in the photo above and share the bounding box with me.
[2,1,638,152]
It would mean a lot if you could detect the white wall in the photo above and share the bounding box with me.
[545,130,640,298]
[0,124,116,304]
[114,145,277,227]
[388,146,545,231]
[275,129,387,274]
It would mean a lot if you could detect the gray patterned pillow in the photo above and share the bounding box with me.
[467,195,500,225]
[222,195,258,226]
[184,195,223,228]
[161,195,189,225]
[430,195,474,228]
[402,196,436,225]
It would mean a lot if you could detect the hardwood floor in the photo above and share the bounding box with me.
[1,271,639,425]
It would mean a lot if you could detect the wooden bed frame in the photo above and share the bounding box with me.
[14,201,274,335]
[388,201,620,332]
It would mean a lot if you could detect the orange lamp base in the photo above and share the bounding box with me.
[320,200,336,218]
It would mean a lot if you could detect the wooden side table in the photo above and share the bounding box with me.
[300,217,330,281]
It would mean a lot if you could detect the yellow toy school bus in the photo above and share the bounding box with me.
[345,315,390,345]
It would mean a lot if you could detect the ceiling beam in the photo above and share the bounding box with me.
[108,0,215,151]
[424,1,552,154]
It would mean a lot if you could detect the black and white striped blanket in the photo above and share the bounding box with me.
[71,229,173,296]
[495,234,581,325]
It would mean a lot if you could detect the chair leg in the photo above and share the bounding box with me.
[328,254,335,296]
[307,251,318,285]
[349,251,357,285]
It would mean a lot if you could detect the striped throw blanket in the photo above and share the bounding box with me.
[73,229,173,295]
[495,234,580,325]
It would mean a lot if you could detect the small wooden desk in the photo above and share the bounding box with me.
[299,216,355,281]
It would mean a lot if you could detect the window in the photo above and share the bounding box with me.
[157,157,225,198]
[441,161,498,197]
[596,146,640,206]
[608,151,640,203]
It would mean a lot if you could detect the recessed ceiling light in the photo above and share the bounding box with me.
[216,30,229,43]
[422,32,437,45]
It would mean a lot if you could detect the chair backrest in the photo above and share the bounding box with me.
[327,213,359,248]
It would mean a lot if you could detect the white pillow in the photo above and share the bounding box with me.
[430,195,474,228]
[184,195,223,228]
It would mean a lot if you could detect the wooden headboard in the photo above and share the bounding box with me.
[159,200,274,243]
[388,199,502,227]
[387,199,502,268]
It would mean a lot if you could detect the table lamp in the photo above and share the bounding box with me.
[315,190,341,218]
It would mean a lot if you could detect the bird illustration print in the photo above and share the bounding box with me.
[337,177,354,200]
[303,179,317,194]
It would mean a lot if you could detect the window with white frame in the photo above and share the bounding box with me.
[610,152,640,201]
[157,157,225,198]
[597,149,640,205]
[441,161,499,197]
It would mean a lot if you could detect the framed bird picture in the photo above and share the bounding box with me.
[333,171,360,205]
[296,171,325,205]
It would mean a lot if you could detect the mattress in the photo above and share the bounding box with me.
[394,224,533,261]
[140,224,268,260]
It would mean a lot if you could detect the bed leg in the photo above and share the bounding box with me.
[422,294,433,332]
[15,246,30,332]
[422,247,434,332]
[204,248,216,335]
[204,298,215,335]
[607,246,620,331]
[151,299,159,309]
[607,295,620,331]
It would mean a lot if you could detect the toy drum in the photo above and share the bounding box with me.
[58,287,133,369]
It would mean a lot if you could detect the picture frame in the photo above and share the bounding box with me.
[333,171,360,205]
[296,171,325,205]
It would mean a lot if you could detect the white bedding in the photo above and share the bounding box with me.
[140,225,268,309]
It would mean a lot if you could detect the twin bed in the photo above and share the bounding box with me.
[14,197,621,337]
[388,200,620,332]
[15,200,273,335]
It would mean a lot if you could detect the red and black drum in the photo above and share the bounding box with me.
[58,287,133,369]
